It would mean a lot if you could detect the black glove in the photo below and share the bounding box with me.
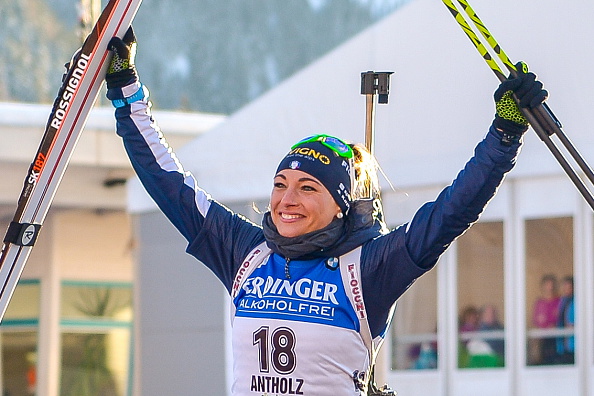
[106,27,138,89]
[493,61,548,136]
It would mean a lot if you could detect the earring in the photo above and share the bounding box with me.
[336,212,344,219]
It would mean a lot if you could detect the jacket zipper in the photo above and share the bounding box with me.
[285,258,291,279]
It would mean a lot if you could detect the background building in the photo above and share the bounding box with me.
[0,103,223,396]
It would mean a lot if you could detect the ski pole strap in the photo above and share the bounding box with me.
[111,83,144,108]
[4,222,42,247]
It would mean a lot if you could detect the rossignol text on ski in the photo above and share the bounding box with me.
[0,0,143,322]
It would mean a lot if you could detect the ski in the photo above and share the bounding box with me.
[0,0,142,322]
[441,0,594,211]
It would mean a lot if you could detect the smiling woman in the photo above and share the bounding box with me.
[106,27,548,396]
[261,136,386,265]
[267,135,358,238]
[270,170,340,238]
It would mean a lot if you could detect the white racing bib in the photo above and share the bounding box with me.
[230,244,372,395]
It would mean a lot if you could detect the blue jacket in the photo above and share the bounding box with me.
[110,82,522,337]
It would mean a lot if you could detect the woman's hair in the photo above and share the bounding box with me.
[350,143,381,201]
[459,305,479,326]
[540,273,558,286]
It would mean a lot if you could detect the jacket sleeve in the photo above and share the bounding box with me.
[108,82,264,291]
[362,124,521,336]
[403,124,520,268]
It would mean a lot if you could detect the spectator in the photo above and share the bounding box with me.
[460,305,480,333]
[478,304,505,358]
[458,305,479,367]
[531,274,560,365]
[556,276,574,364]
[409,342,438,370]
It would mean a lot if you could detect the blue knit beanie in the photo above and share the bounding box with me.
[276,139,353,214]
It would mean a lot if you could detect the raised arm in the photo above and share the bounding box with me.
[362,66,547,335]
[104,28,264,290]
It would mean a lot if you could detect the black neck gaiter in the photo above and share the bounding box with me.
[261,212,346,260]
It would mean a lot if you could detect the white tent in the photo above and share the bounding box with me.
[129,0,594,214]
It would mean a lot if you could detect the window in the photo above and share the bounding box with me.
[391,267,438,370]
[457,221,505,369]
[60,281,133,396]
[525,217,574,366]
[1,279,40,396]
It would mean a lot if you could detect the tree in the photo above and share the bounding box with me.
[0,0,77,102]
[0,0,406,113]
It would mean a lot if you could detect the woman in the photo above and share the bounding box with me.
[531,274,560,365]
[105,29,546,395]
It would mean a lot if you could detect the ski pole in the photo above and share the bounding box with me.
[442,0,594,211]
[453,0,575,138]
